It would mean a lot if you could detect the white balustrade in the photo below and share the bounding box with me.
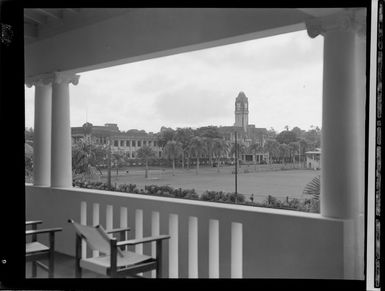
[209,219,219,278]
[169,213,179,278]
[106,205,113,231]
[27,186,345,279]
[135,209,143,254]
[92,203,100,257]
[78,201,241,278]
[80,201,87,258]
[188,216,198,278]
[120,207,128,251]
[231,222,243,278]
[151,211,160,278]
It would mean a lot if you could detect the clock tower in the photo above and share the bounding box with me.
[234,91,249,132]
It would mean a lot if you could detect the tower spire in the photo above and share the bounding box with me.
[234,91,249,132]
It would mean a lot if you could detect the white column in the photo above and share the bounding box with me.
[353,24,366,280]
[51,72,80,188]
[26,74,53,186]
[306,9,366,219]
[306,9,366,280]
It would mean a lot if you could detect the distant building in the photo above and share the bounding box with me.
[234,91,249,131]
[305,148,321,170]
[70,91,268,163]
[218,92,269,163]
[71,123,162,159]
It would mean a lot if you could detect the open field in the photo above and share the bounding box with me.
[93,165,320,203]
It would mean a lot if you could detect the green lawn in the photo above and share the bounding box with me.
[94,165,320,203]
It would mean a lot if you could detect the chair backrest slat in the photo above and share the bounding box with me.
[72,222,112,255]
[70,221,124,257]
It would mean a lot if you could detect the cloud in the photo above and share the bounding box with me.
[131,73,179,94]
[25,30,323,133]
[182,30,323,73]
[154,85,233,126]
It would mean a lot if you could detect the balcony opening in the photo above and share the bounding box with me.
[22,7,372,281]
[25,29,324,213]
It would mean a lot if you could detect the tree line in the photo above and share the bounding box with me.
[24,125,321,180]
[72,125,320,178]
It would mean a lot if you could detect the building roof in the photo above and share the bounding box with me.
[115,131,152,138]
[71,127,84,135]
[305,150,321,154]
[71,123,119,136]
[252,128,268,135]
[235,91,248,102]
[71,123,158,139]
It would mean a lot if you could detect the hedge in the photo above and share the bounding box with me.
[73,180,319,213]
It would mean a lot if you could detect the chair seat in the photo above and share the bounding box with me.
[26,242,50,254]
[80,251,155,275]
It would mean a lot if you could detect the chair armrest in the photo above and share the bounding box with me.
[117,235,170,247]
[25,228,62,236]
[106,227,131,234]
[26,220,43,226]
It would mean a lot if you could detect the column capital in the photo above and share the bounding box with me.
[53,71,80,85]
[305,8,366,39]
[25,73,55,88]
[25,71,80,88]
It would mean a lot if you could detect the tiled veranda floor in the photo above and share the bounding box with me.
[25,252,108,278]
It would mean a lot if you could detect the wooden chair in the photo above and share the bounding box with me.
[25,220,63,278]
[68,219,170,278]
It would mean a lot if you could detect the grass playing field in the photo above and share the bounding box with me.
[93,165,321,203]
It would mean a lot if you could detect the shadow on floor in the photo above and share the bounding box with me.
[25,252,108,278]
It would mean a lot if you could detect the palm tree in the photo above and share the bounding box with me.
[203,137,215,167]
[112,151,125,177]
[289,142,299,167]
[298,138,308,167]
[175,128,194,170]
[212,138,229,173]
[183,148,191,169]
[25,143,33,180]
[248,143,263,170]
[72,138,95,177]
[263,139,280,164]
[303,175,320,200]
[136,146,156,178]
[278,144,291,164]
[91,144,108,175]
[189,136,206,175]
[72,138,109,182]
[163,140,183,176]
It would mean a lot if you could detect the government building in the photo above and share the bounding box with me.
[71,91,268,163]
[217,91,269,163]
[71,123,162,159]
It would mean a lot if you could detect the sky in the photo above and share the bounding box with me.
[24,29,323,133]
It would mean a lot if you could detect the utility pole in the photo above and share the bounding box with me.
[107,135,112,190]
[298,142,301,168]
[235,131,238,203]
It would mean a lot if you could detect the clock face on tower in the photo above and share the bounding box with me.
[244,103,248,109]
[236,103,241,110]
